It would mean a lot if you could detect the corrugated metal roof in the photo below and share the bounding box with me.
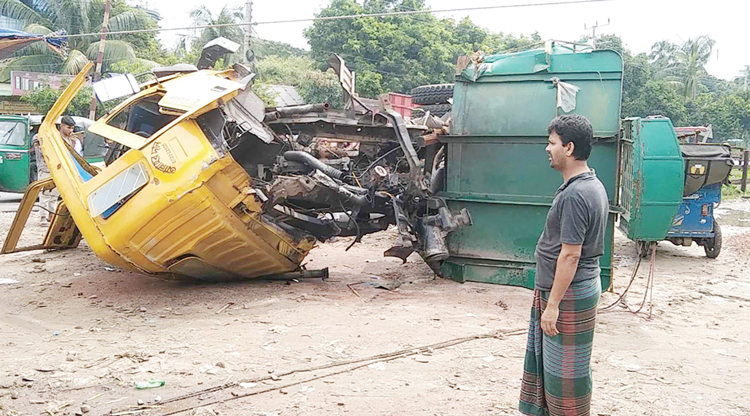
[269,85,305,107]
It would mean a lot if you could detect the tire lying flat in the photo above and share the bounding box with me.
[410,84,454,105]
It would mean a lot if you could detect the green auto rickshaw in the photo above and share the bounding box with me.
[0,114,107,193]
[0,115,34,193]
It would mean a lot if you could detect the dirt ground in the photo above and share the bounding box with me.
[0,197,749,416]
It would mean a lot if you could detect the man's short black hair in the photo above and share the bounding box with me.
[547,114,594,160]
[60,115,75,127]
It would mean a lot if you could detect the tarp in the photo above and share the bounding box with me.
[680,144,733,160]
[0,28,67,60]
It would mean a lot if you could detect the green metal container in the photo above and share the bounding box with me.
[440,44,623,290]
[618,117,684,242]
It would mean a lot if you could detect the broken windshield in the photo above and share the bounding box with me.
[107,95,178,138]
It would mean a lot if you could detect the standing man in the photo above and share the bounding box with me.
[519,114,609,416]
[34,115,80,225]
[59,115,83,155]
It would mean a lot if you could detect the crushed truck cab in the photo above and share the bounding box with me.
[8,62,469,281]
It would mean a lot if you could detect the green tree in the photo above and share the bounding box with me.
[675,36,715,101]
[189,4,245,64]
[255,55,343,108]
[252,38,307,60]
[690,94,750,139]
[648,40,678,73]
[655,36,715,101]
[0,0,158,80]
[624,80,688,125]
[304,0,540,96]
[594,34,625,55]
[20,81,118,117]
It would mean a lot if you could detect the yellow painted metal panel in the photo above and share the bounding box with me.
[34,63,316,280]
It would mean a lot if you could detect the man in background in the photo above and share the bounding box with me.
[33,115,80,225]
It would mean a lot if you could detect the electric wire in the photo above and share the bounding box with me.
[42,0,613,40]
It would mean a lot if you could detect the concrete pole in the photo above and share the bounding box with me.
[742,150,749,193]
[244,0,253,63]
[584,19,610,49]
[88,0,111,120]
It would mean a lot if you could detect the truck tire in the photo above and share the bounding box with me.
[704,221,722,259]
[415,103,452,117]
[410,84,454,105]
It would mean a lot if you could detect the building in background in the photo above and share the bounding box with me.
[10,71,76,96]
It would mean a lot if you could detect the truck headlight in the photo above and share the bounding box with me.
[88,162,149,218]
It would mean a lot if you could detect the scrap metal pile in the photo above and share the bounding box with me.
[258,101,470,266]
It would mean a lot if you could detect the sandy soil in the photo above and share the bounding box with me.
[0,198,749,416]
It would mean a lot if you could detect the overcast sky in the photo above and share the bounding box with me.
[145,0,746,80]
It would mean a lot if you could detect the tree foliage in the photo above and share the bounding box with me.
[0,0,160,80]
[255,55,343,108]
[189,5,246,65]
[602,34,750,142]
[20,81,117,118]
[8,0,750,145]
[251,38,307,60]
[303,0,540,97]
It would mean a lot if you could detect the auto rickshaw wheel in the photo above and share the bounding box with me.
[704,221,722,259]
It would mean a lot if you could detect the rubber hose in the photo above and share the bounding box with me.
[336,187,369,207]
[283,151,346,180]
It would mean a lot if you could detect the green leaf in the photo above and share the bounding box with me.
[61,49,90,75]
[0,0,51,26]
[103,9,155,34]
[0,54,63,82]
[85,40,136,65]
[22,23,53,35]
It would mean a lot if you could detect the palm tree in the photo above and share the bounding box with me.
[649,40,678,70]
[189,5,245,64]
[673,36,715,101]
[0,0,156,80]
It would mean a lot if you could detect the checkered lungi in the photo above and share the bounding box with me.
[519,278,601,416]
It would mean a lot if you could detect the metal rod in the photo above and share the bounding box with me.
[258,268,329,281]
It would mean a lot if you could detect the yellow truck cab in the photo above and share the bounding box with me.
[13,62,315,280]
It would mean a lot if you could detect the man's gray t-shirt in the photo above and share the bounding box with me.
[534,171,609,290]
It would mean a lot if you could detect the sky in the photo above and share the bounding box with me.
[141,0,747,81]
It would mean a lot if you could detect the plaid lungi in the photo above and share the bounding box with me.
[519,278,601,416]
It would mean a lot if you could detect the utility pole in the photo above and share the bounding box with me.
[584,18,610,49]
[744,65,750,92]
[244,0,253,64]
[89,0,111,120]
